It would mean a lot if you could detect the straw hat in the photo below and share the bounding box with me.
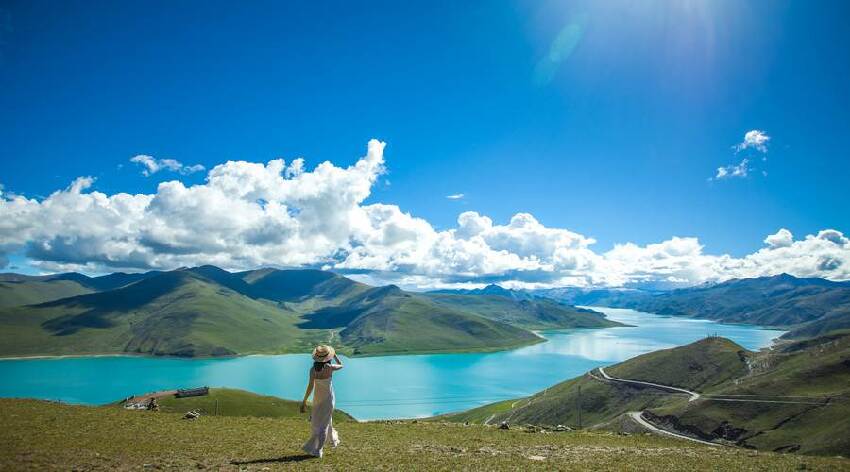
[312,344,335,362]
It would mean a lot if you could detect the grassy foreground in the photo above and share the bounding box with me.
[2,399,849,471]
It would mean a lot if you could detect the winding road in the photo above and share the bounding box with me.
[590,366,829,446]
[626,411,719,446]
[597,367,701,402]
[593,367,716,445]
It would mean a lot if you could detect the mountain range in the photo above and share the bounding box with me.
[534,274,850,339]
[0,266,621,358]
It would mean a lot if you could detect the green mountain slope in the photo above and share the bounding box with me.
[0,271,160,308]
[445,337,747,427]
[297,285,544,355]
[338,292,544,355]
[425,292,625,330]
[0,270,311,357]
[606,337,749,391]
[649,333,850,455]
[0,266,625,358]
[0,277,93,308]
[444,334,850,456]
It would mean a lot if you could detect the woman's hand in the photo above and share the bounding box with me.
[300,401,307,413]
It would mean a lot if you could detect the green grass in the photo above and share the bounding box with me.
[3,399,847,471]
[607,337,750,392]
[155,388,354,423]
[650,333,850,455]
[442,374,672,430]
[443,334,850,457]
[0,279,93,309]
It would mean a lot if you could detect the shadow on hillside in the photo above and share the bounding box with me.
[231,454,315,465]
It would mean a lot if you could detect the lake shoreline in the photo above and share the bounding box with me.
[0,335,550,362]
[0,308,783,362]
[0,308,786,419]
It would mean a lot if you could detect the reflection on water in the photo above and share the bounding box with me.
[0,307,784,419]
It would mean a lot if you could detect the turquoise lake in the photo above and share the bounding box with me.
[0,307,784,420]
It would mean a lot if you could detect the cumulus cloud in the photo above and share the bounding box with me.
[714,158,750,180]
[764,228,793,248]
[446,193,465,200]
[130,155,205,176]
[1,139,848,287]
[736,130,770,153]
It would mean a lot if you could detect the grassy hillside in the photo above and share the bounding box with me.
[0,271,319,357]
[442,374,669,430]
[0,278,93,308]
[0,266,624,358]
[338,294,543,355]
[155,388,354,422]
[650,333,850,455]
[425,293,625,330]
[444,338,742,429]
[783,308,850,339]
[444,335,850,456]
[0,271,160,308]
[2,399,846,471]
[607,337,749,392]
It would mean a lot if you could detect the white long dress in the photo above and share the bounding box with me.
[302,376,340,457]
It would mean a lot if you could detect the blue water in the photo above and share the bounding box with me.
[0,307,784,420]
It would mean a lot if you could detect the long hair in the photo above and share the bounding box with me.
[313,361,329,372]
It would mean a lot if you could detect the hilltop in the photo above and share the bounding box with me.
[2,399,846,471]
[444,333,850,456]
[0,266,620,358]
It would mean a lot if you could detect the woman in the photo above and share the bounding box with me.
[300,344,344,458]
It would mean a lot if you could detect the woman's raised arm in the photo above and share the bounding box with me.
[330,354,344,370]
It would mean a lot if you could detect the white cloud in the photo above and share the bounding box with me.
[714,158,750,180]
[1,139,847,287]
[764,228,793,248]
[736,130,770,153]
[713,130,771,181]
[130,155,206,176]
[446,193,465,200]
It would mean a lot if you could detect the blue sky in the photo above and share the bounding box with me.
[1,1,848,286]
